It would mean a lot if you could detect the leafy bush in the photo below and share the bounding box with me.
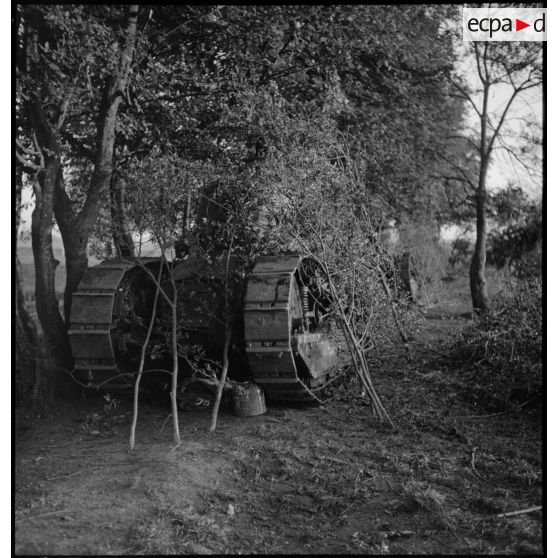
[397,221,452,304]
[124,86,414,361]
[487,196,542,275]
[448,237,473,269]
[443,271,542,410]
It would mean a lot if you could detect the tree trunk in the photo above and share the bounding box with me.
[20,20,73,374]
[15,173,48,402]
[55,5,139,321]
[469,73,491,314]
[110,173,135,258]
[62,237,90,325]
[59,90,121,321]
[20,5,138,375]
[15,257,45,402]
[30,161,73,367]
[470,166,490,313]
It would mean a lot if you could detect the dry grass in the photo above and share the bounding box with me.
[127,505,227,555]
[121,368,541,554]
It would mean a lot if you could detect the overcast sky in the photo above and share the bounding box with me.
[458,45,543,199]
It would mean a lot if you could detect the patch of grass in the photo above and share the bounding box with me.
[396,480,458,530]
[127,505,228,555]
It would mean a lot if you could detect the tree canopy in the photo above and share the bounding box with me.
[16,4,481,395]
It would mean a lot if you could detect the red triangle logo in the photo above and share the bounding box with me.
[516,19,530,31]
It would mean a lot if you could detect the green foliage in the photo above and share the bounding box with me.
[449,236,474,269]
[20,5,464,227]
[122,86,415,366]
[16,5,129,195]
[396,221,451,304]
[444,271,542,409]
[217,87,408,350]
[487,193,542,275]
[18,4,468,268]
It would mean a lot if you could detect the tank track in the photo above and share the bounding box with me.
[244,256,338,404]
[68,259,158,390]
[69,256,339,403]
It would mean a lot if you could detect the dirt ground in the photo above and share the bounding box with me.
[14,277,543,555]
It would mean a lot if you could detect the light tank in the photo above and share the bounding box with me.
[68,253,340,405]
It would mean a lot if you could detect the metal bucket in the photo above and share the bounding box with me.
[232,382,267,417]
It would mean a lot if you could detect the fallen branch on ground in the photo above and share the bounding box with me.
[494,506,542,518]
[474,505,542,520]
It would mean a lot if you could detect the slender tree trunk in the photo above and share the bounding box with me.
[210,243,234,432]
[15,258,46,402]
[470,78,491,314]
[210,325,232,432]
[110,173,135,258]
[170,281,181,445]
[130,260,163,451]
[470,170,490,313]
[15,174,48,402]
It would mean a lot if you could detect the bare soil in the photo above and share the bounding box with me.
[15,278,543,555]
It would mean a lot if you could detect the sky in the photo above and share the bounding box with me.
[437,38,544,242]
[457,43,543,199]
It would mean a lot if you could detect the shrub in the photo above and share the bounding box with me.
[443,270,542,410]
[449,237,473,269]
[397,221,452,304]
[487,197,542,275]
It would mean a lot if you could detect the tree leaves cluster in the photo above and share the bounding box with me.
[16,4,468,399]
[487,189,542,274]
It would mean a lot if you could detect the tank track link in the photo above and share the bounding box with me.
[244,256,338,404]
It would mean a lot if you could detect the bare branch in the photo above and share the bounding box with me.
[486,76,541,156]
[445,134,479,152]
[450,78,482,118]
[431,174,473,185]
[482,43,490,84]
[473,43,486,85]
[493,143,540,181]
[127,257,173,307]
[437,153,476,190]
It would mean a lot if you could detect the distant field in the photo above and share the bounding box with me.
[17,244,66,296]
